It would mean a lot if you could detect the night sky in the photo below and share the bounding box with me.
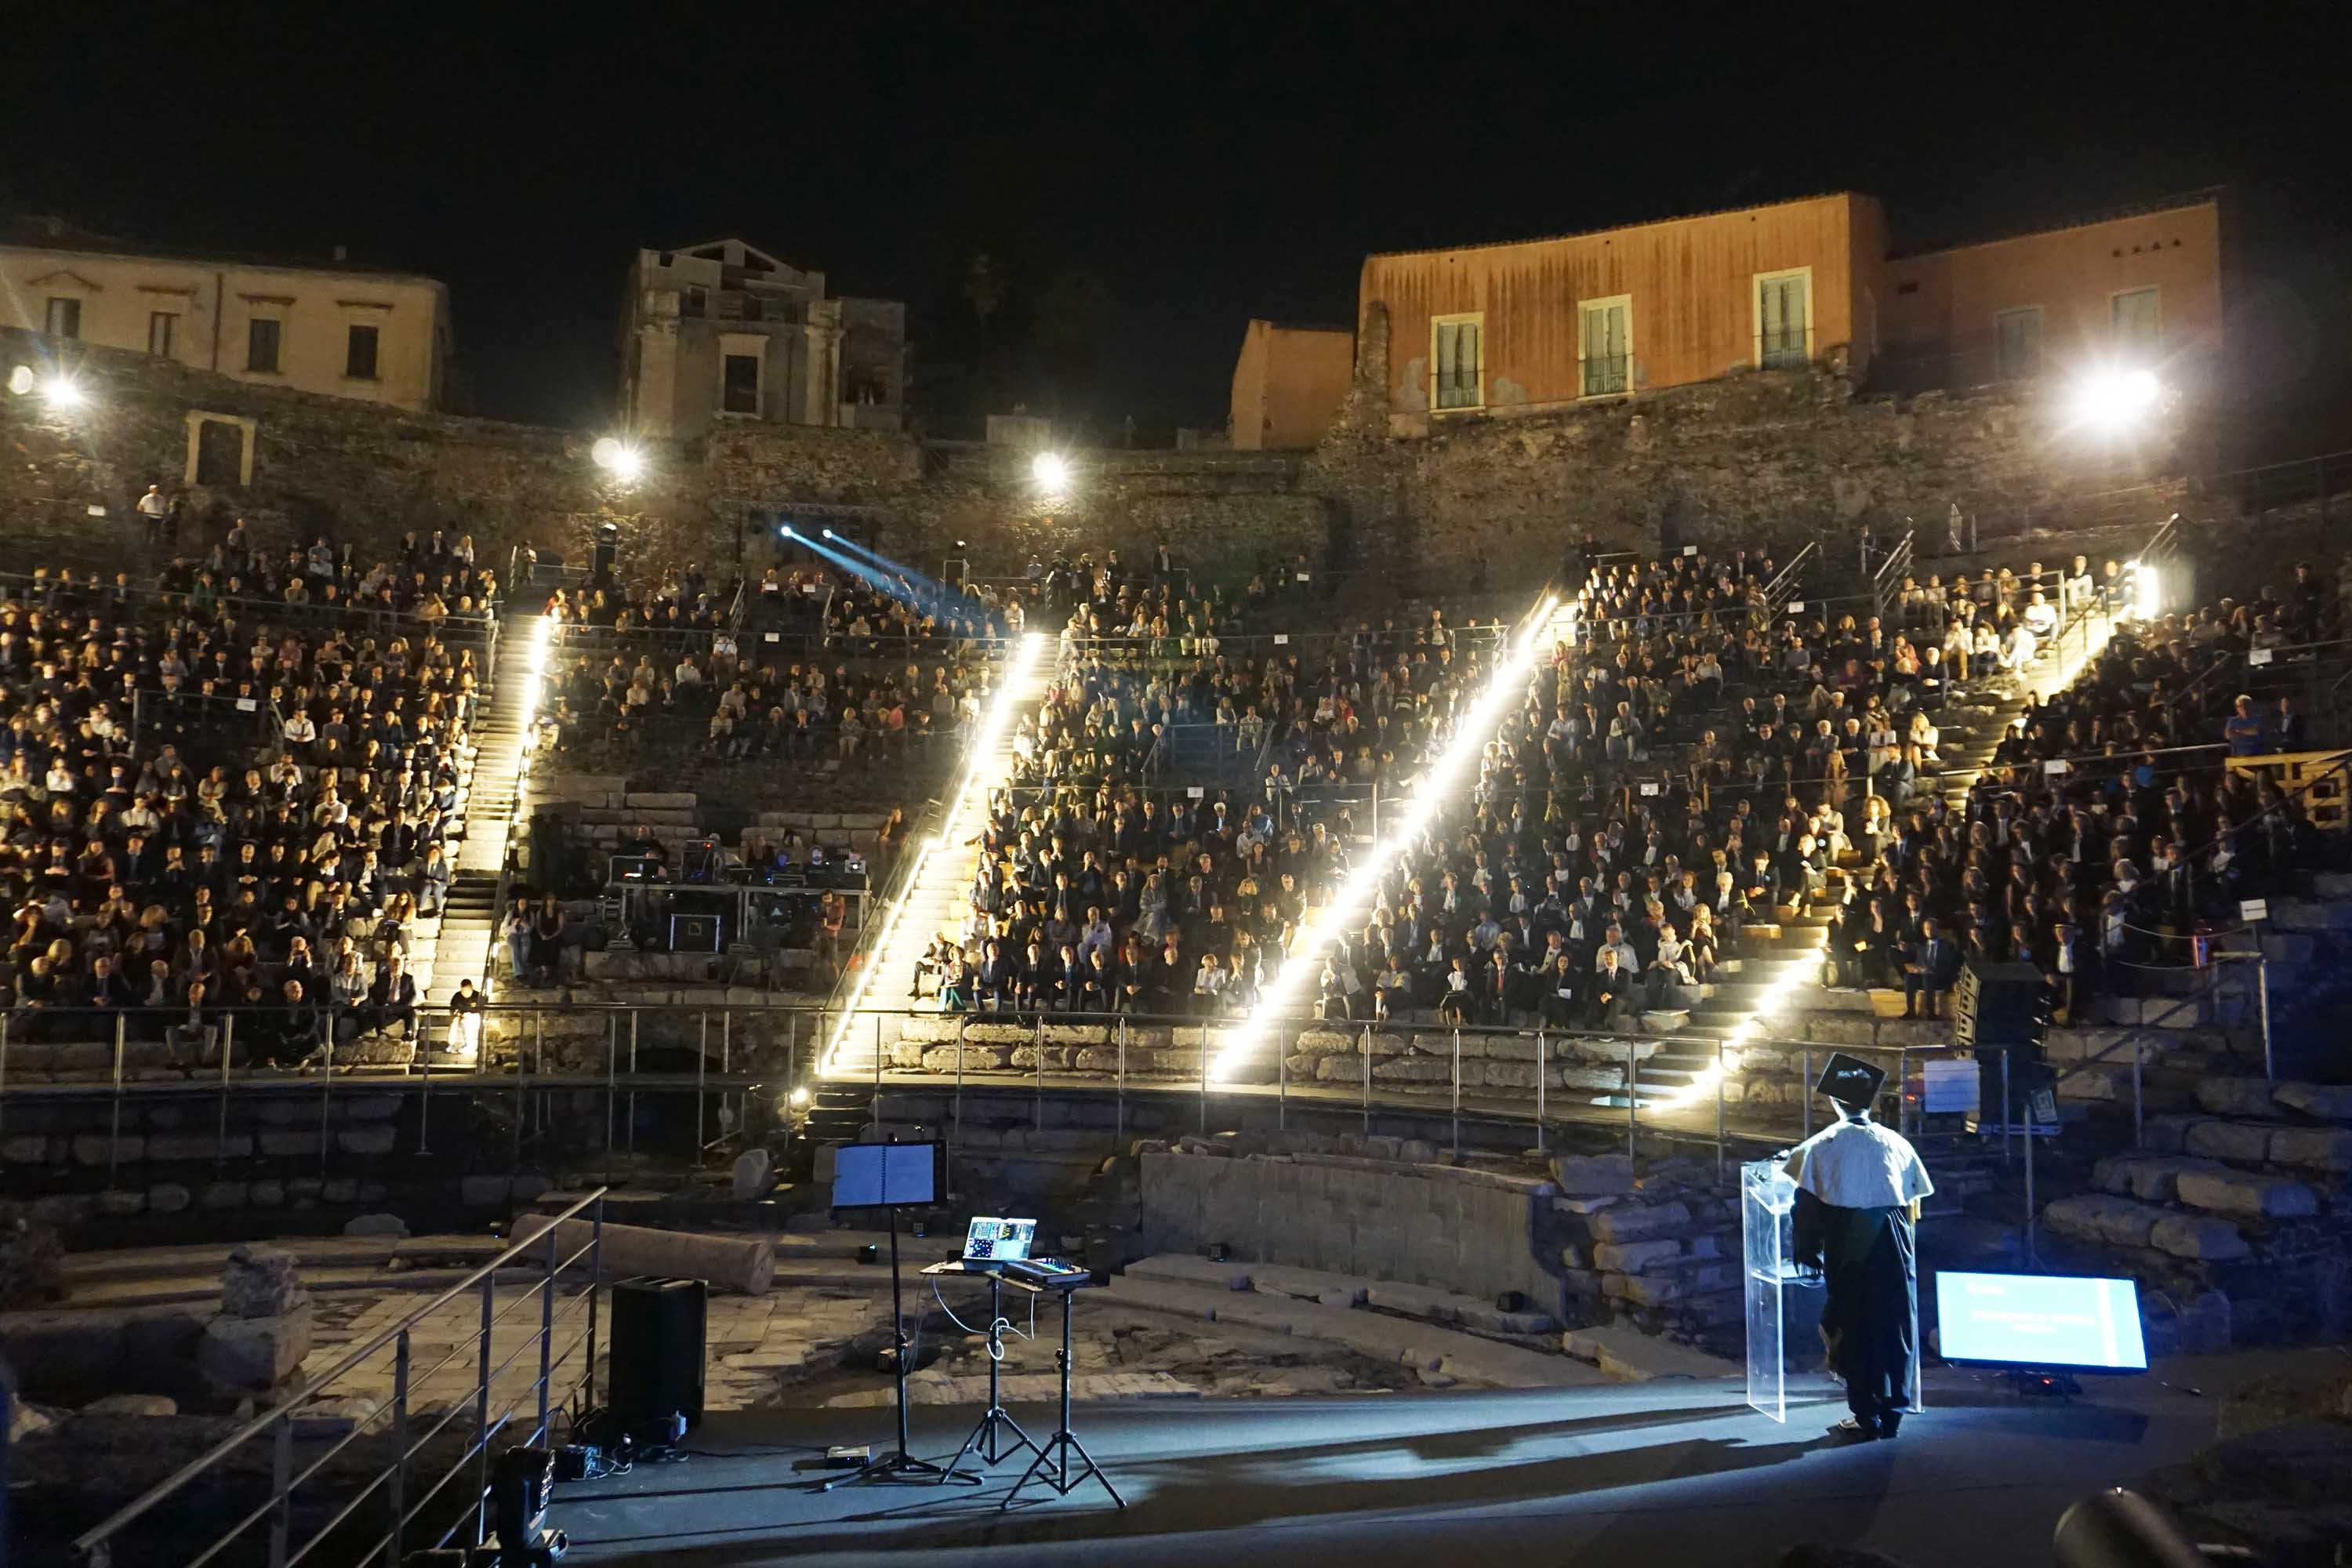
[7,7,2346,446]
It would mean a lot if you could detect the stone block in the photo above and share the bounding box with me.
[336,1126,397,1156]
[622,791,699,810]
[1372,1056,1450,1083]
[1561,1324,1743,1382]
[731,1149,772,1200]
[95,1190,146,1218]
[2267,1127,2352,1171]
[260,1131,319,1158]
[2092,1155,2228,1203]
[2149,1215,2252,1262]
[2173,1169,2320,1219]
[71,1133,140,1167]
[1587,1200,1693,1244]
[249,1181,285,1209]
[198,1305,314,1392]
[2183,1121,2277,1162]
[1550,1154,1636,1196]
[2197,1077,2283,1118]
[198,1181,249,1210]
[2,1134,55,1163]
[222,1246,304,1318]
[81,1394,180,1417]
[2042,1194,2161,1248]
[147,1133,251,1161]
[147,1183,191,1214]
[343,1213,408,1238]
[2272,1082,2352,1122]
[1592,1239,1683,1274]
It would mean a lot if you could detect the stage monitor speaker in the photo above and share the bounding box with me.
[669,912,722,953]
[610,1276,706,1432]
[1954,960,2044,1050]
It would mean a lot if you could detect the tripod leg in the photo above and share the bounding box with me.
[998,1432,1060,1512]
[1058,1428,1127,1508]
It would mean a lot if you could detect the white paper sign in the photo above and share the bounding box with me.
[87,505,107,517]
[1272,633,1289,645]
[764,632,780,642]
[1788,601,1806,613]
[2043,759,2070,775]
[2239,898,2269,923]
[236,698,258,712]
[1186,786,1204,799]
[2248,648,2274,666]
[1682,544,1698,555]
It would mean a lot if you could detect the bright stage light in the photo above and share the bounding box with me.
[2130,561,2162,621]
[822,631,1050,1073]
[1031,452,1069,492]
[1212,592,1563,1082]
[2070,368,2161,433]
[592,437,644,481]
[780,524,796,539]
[41,373,85,409]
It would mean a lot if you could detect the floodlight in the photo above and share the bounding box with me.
[2071,368,2162,432]
[1031,452,1069,492]
[780,524,796,539]
[41,374,84,409]
[593,437,644,480]
[822,528,835,539]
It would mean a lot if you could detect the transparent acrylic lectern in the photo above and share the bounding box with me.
[1741,1158,1922,1422]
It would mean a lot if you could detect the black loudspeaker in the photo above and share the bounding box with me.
[670,912,722,953]
[1953,960,2045,1049]
[609,1276,706,1433]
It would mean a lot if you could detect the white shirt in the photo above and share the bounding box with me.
[1784,1116,1935,1208]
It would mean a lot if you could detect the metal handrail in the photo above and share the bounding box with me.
[70,1188,608,1567]
[1759,541,1817,619]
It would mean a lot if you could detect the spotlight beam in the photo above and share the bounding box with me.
[1212,590,1563,1081]
[822,631,1048,1071]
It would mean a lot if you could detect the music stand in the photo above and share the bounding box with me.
[921,1261,1042,1481]
[822,1140,977,1491]
[1000,1275,1124,1511]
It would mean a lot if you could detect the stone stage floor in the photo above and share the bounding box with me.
[548,1365,2230,1568]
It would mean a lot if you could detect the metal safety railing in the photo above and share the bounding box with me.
[68,1187,608,1568]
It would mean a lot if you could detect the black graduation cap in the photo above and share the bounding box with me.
[1814,1052,1887,1109]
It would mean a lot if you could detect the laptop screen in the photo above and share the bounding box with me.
[963,1216,1036,1264]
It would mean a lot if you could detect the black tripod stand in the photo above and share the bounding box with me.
[822,1207,981,1491]
[941,1269,1040,1483]
[1000,1280,1124,1510]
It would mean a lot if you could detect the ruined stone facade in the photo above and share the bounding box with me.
[2,323,2176,597]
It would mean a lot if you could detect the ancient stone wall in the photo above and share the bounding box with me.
[3,324,2180,605]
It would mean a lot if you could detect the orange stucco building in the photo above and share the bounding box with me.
[1229,319,1353,449]
[1877,197,2223,393]
[1274,189,2223,441]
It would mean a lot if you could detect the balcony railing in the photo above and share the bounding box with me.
[1580,354,1629,397]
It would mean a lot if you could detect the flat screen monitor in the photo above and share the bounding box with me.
[829,1141,942,1209]
[1934,1270,2148,1371]
[962,1217,1036,1265]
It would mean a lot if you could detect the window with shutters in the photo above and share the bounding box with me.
[247,318,281,373]
[1994,307,2043,380]
[1431,314,1483,411]
[345,324,380,380]
[148,311,178,358]
[2111,288,2160,347]
[1578,296,1632,396]
[1754,267,1812,369]
[45,297,81,339]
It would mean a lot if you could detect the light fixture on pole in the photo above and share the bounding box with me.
[591,436,645,481]
[2068,367,2163,434]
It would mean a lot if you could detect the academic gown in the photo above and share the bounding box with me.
[1784,1115,1934,1414]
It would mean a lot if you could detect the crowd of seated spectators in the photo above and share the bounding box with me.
[896,535,2322,1038]
[546,560,736,633]
[158,525,498,622]
[2,542,484,1068]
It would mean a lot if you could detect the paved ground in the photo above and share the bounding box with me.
[545,1363,2245,1568]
